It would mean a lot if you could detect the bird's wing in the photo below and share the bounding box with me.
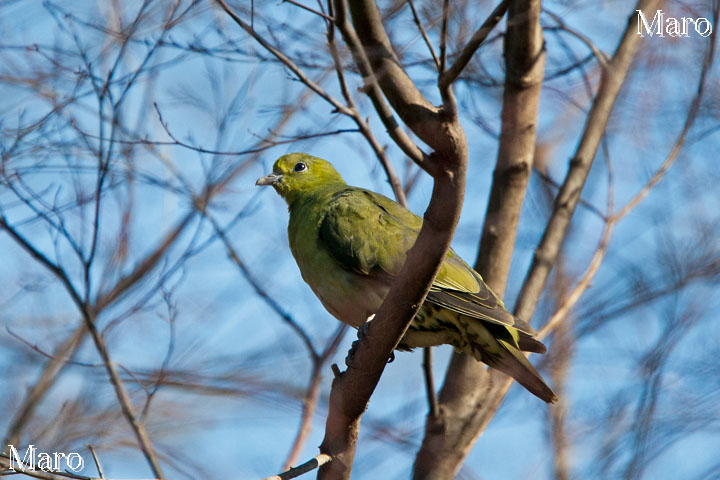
[319,188,420,279]
[428,253,536,335]
[319,187,536,335]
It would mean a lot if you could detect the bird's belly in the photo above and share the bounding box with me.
[302,264,388,328]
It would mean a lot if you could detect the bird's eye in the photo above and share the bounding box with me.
[293,162,307,172]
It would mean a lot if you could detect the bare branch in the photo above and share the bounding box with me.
[439,1,508,91]
[439,0,450,72]
[325,4,409,205]
[332,0,428,167]
[264,453,332,480]
[317,3,469,477]
[206,212,319,360]
[514,0,661,322]
[406,0,440,70]
[215,0,353,116]
[94,210,195,311]
[3,324,86,447]
[344,0,450,154]
[422,346,438,418]
[283,0,335,22]
[416,0,546,474]
[538,11,716,339]
[86,445,106,479]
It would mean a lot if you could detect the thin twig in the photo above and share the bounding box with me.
[264,454,332,480]
[86,445,106,479]
[406,0,440,70]
[283,0,334,22]
[544,8,609,68]
[439,0,508,90]
[283,324,348,470]
[423,347,439,417]
[205,213,319,360]
[215,0,353,116]
[439,0,450,72]
[153,102,359,155]
[94,210,196,311]
[332,0,429,167]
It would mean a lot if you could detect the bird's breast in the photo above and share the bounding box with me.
[288,203,387,327]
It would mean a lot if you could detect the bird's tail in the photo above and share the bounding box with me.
[489,338,557,403]
[464,321,557,403]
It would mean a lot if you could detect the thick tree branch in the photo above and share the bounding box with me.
[539,9,716,340]
[332,0,428,167]
[317,3,469,477]
[345,0,453,154]
[319,157,466,479]
[326,2,410,204]
[415,1,665,477]
[514,0,661,322]
[415,0,545,475]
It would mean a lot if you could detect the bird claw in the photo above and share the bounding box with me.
[345,320,396,367]
[357,320,371,339]
[345,338,360,368]
[345,321,371,367]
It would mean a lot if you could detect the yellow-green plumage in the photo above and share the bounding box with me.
[257,153,556,403]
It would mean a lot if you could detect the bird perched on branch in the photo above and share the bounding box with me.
[256,153,556,403]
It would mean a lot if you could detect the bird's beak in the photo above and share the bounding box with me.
[256,173,282,186]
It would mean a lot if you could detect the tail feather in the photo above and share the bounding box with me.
[517,332,547,354]
[462,318,556,403]
[493,339,557,403]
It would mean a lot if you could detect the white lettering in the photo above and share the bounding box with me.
[681,17,694,36]
[695,17,713,37]
[37,452,53,471]
[5,445,83,473]
[637,9,713,37]
[637,9,664,37]
[665,17,681,37]
[66,452,84,472]
[7,444,35,472]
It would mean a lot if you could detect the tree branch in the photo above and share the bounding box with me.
[438,1,508,91]
[415,0,545,475]
[332,0,428,167]
[317,2,469,476]
[344,0,451,154]
[515,0,661,322]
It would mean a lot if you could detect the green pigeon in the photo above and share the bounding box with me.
[257,153,556,403]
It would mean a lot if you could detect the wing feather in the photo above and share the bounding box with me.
[318,187,536,335]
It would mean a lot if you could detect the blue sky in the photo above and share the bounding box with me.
[1,1,719,479]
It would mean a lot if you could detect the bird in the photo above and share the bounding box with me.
[256,153,556,403]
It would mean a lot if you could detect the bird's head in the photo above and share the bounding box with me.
[256,153,346,202]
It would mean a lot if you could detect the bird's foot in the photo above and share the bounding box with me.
[345,317,395,366]
[345,320,372,367]
[345,338,360,368]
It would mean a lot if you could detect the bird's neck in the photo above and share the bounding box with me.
[285,183,347,214]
